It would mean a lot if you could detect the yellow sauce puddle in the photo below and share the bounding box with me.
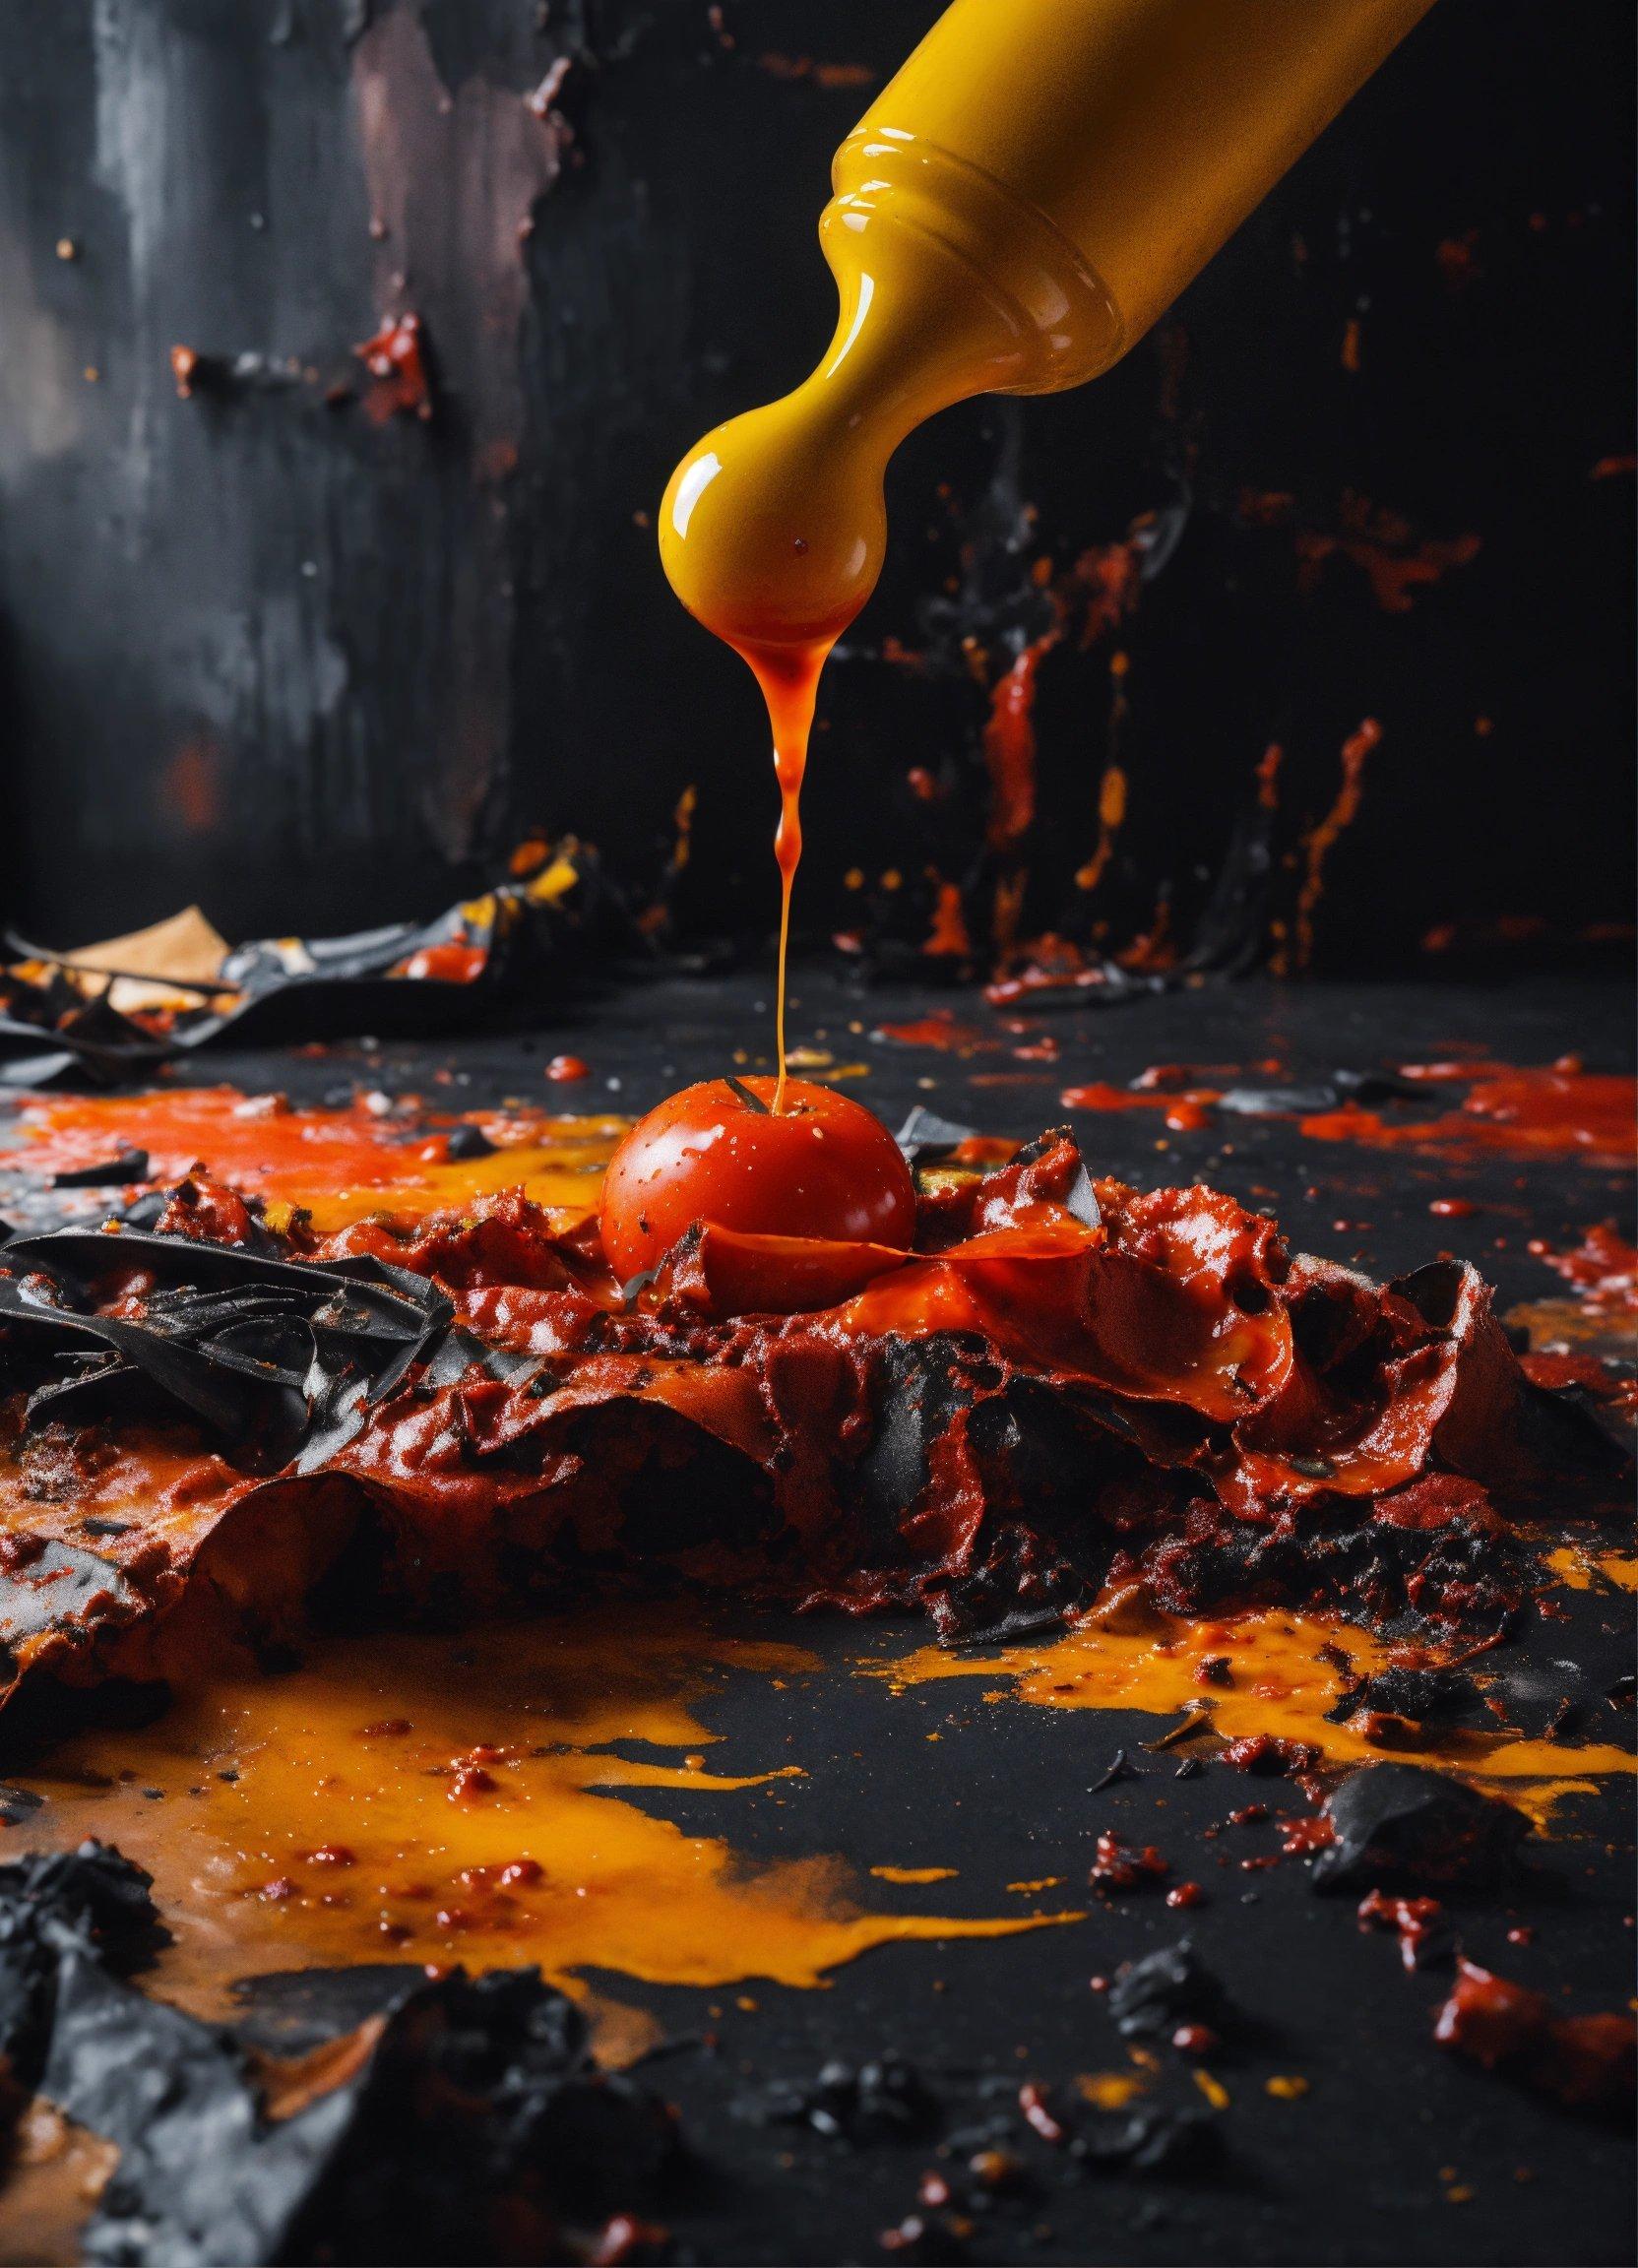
[12,1607,1074,2030]
[297,1126,624,1232]
[1544,1543,1638,1594]
[870,1603,1635,1831]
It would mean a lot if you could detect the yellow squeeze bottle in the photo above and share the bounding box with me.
[658,0,1435,1105]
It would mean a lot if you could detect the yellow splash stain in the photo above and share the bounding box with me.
[1006,1877,1063,1894]
[15,1607,1075,2023]
[871,1865,959,1885]
[872,1602,1634,1829]
[1193,2069,1230,2110]
[1543,1542,1637,1597]
[1266,2074,1309,2101]
[1076,2071,1147,2110]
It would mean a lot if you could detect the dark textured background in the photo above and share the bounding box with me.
[0,0,1632,969]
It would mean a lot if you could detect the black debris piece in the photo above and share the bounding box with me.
[0,1841,164,2085]
[1106,1941,1229,2045]
[1068,2103,1216,2174]
[49,1150,151,1189]
[1216,1069,1425,1116]
[41,1953,680,2267]
[1311,1765,1531,1892]
[442,1123,496,1161]
[738,2055,942,2145]
[1322,1664,1486,1731]
[1090,1749,1138,1794]
[0,1225,453,1452]
[0,842,642,1089]
[894,1105,979,1164]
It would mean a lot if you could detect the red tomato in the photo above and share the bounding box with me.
[599,1077,915,1281]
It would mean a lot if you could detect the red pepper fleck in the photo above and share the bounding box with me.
[1019,2081,1065,2143]
[1171,2023,1219,2055]
[1090,1830,1168,1890]
[1166,1881,1206,1910]
[587,2216,672,2266]
[1221,1734,1318,1777]
[545,1053,591,1083]
[1358,1888,1446,1970]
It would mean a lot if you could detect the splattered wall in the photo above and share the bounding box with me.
[0,0,1630,975]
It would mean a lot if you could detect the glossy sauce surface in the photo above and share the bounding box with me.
[18,1610,1073,2024]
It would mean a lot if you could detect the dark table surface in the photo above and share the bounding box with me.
[6,969,1635,2267]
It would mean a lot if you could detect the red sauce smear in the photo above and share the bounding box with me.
[1357,1888,1444,1970]
[1527,1221,1638,1315]
[391,941,485,983]
[354,311,432,422]
[1303,1066,1637,1171]
[1434,1957,1635,2108]
[876,1014,997,1054]
[1059,1081,1218,1134]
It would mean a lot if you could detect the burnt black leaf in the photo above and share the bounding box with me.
[49,1149,151,1188]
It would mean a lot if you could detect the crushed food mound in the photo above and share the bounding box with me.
[0,1121,1621,1720]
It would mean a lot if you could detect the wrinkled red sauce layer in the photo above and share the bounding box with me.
[0,1108,1599,1718]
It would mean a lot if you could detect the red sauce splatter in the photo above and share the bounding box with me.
[1527,1221,1638,1314]
[1428,1196,1479,1219]
[1434,1958,1636,2108]
[983,640,1049,854]
[1519,1351,1634,1408]
[923,879,973,961]
[544,1054,590,1084]
[1285,718,1382,973]
[1090,1832,1168,1891]
[1434,230,1482,290]
[1171,2023,1219,2055]
[354,311,432,422]
[392,941,484,983]
[1358,1888,1445,1970]
[1303,1068,1636,1171]
[1059,1082,1218,1133]
[1018,2082,1065,2143]
[876,1013,995,1054]
[1294,497,1480,615]
[1166,1882,1206,1910]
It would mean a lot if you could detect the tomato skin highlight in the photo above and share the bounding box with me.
[599,1077,916,1283]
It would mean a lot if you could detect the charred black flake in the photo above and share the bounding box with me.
[1311,1765,1530,1892]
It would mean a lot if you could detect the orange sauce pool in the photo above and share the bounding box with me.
[2,1089,627,1233]
[12,1608,1075,2028]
